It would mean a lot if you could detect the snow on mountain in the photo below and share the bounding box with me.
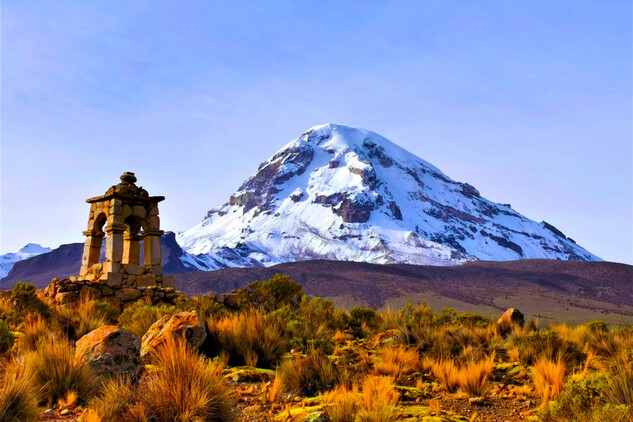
[0,243,52,280]
[177,124,600,270]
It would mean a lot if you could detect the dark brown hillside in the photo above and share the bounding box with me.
[175,259,633,325]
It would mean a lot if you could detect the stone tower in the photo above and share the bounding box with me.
[78,172,174,288]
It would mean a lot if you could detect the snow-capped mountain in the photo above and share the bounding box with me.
[178,124,600,270]
[0,243,52,280]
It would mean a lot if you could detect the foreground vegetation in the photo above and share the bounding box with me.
[0,276,631,422]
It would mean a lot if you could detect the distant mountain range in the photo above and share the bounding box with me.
[0,243,52,279]
[177,123,599,269]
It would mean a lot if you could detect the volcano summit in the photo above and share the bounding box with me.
[177,124,599,270]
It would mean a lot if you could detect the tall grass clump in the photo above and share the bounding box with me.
[456,353,496,397]
[278,349,342,397]
[137,337,233,422]
[206,310,288,368]
[373,344,419,382]
[83,378,134,421]
[533,357,566,403]
[54,294,117,338]
[0,354,39,422]
[358,376,399,422]
[25,338,97,405]
[16,313,52,351]
[321,385,361,422]
[430,358,460,393]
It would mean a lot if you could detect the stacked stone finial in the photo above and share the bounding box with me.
[77,172,174,289]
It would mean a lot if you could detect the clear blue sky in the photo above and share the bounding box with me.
[2,1,632,264]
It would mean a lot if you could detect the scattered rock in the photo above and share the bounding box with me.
[141,311,207,357]
[75,325,143,381]
[497,308,525,327]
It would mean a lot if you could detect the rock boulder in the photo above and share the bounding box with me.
[75,325,143,381]
[141,311,207,357]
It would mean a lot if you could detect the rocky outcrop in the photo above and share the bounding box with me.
[141,311,207,357]
[75,325,143,381]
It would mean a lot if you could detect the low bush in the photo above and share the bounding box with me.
[9,282,49,319]
[346,307,379,338]
[237,273,304,312]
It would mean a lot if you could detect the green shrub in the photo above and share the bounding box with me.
[585,320,608,333]
[346,307,379,338]
[283,296,344,354]
[10,282,48,317]
[0,320,15,354]
[456,312,491,328]
[511,329,582,366]
[237,274,303,312]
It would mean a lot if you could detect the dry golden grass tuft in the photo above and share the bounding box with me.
[137,337,233,422]
[322,384,361,422]
[54,294,112,338]
[207,310,288,368]
[0,354,39,422]
[16,313,52,351]
[83,378,134,421]
[278,348,342,397]
[532,356,566,403]
[430,358,460,393]
[373,344,419,381]
[359,376,399,422]
[26,338,97,406]
[456,354,496,397]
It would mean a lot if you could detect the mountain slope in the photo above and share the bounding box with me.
[0,244,52,280]
[178,124,599,269]
[174,259,633,325]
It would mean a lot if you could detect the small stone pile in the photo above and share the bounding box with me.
[44,277,182,311]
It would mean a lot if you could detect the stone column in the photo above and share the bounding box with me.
[123,233,142,265]
[80,231,104,276]
[105,223,126,263]
[143,229,164,266]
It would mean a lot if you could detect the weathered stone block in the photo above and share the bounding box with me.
[115,288,142,302]
[102,262,121,274]
[100,272,122,287]
[124,264,144,275]
[136,274,157,287]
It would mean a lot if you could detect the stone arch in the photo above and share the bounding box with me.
[122,215,146,265]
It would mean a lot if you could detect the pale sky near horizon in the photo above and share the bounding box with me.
[1,1,632,264]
